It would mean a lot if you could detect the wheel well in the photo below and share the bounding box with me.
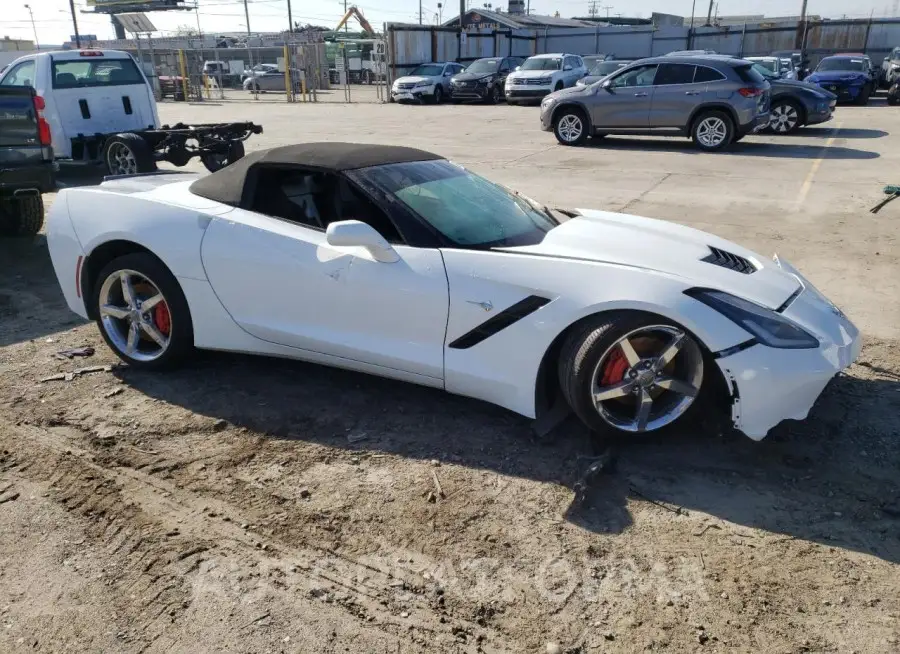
[551,103,590,130]
[533,309,732,422]
[772,95,807,124]
[81,240,154,318]
[688,105,739,134]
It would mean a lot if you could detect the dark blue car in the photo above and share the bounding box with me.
[805,55,874,105]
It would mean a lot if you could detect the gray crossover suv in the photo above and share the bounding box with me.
[540,55,771,151]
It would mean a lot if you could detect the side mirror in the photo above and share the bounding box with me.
[444,71,453,77]
[601,79,613,92]
[564,65,573,71]
[515,65,521,71]
[885,57,890,63]
[326,220,398,263]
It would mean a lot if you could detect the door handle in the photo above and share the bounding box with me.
[685,91,699,95]
[634,92,649,97]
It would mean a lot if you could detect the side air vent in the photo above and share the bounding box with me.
[701,246,757,274]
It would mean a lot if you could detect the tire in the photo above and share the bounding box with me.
[0,193,44,237]
[200,139,245,173]
[91,252,194,370]
[433,86,443,104]
[768,99,802,134]
[690,110,734,151]
[103,133,157,176]
[553,107,588,146]
[557,312,706,438]
[888,93,900,106]
[856,84,871,106]
[489,84,501,104]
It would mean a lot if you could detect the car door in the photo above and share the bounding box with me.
[648,63,704,128]
[498,58,512,87]
[589,63,658,128]
[201,166,449,381]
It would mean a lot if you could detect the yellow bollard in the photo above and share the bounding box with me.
[283,45,292,103]
[178,50,189,101]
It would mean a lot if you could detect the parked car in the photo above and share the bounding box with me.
[880,46,900,86]
[391,62,464,104]
[576,59,633,86]
[243,68,301,92]
[0,85,54,237]
[0,49,262,175]
[837,53,878,83]
[805,55,875,105]
[772,51,809,79]
[779,58,798,79]
[241,63,278,82]
[504,53,588,104]
[44,142,860,441]
[746,56,796,80]
[450,57,523,104]
[748,62,836,133]
[540,55,771,151]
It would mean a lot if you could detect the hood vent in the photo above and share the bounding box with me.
[701,247,757,274]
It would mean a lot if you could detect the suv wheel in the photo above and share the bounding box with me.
[769,100,802,134]
[553,108,588,146]
[691,111,734,151]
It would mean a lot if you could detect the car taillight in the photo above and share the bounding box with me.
[33,95,52,146]
[738,87,764,98]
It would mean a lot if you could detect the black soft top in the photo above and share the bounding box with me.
[189,142,443,207]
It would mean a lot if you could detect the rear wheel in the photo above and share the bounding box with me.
[558,313,706,438]
[433,86,443,104]
[103,133,157,175]
[0,194,44,237]
[489,84,502,104]
[553,107,588,146]
[856,83,872,106]
[691,111,734,151]
[92,253,193,370]
[768,100,802,134]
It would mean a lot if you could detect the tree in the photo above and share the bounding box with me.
[172,24,198,37]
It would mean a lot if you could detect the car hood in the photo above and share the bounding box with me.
[453,72,495,82]
[808,71,867,82]
[578,75,605,85]
[509,70,556,79]
[501,209,801,309]
[771,77,836,97]
[394,75,435,85]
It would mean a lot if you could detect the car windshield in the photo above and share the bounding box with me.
[352,160,557,248]
[465,59,500,74]
[52,58,144,88]
[750,63,778,80]
[816,58,866,72]
[410,64,444,76]
[522,57,561,71]
[751,59,777,72]
[589,61,625,76]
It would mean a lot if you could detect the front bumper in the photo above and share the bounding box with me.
[451,81,491,100]
[810,81,865,102]
[738,112,771,136]
[506,85,552,102]
[806,101,835,126]
[715,258,861,440]
[391,84,434,101]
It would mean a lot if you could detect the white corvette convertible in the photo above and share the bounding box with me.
[46,143,860,440]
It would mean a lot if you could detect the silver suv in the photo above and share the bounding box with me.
[539,56,771,151]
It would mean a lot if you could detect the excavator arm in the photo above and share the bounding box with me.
[335,6,375,34]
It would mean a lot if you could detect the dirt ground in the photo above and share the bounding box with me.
[0,93,898,654]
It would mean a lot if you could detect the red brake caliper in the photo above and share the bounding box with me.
[153,302,171,336]
[601,347,629,386]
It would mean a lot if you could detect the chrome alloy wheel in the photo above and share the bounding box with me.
[557,114,584,143]
[98,269,171,362]
[106,142,138,175]
[590,326,704,433]
[696,116,729,148]
[769,103,799,133]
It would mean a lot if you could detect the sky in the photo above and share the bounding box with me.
[1,0,896,47]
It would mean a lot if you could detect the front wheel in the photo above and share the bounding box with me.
[92,252,194,370]
[768,100,802,134]
[433,86,443,104]
[553,108,588,146]
[558,313,706,438]
[489,84,502,104]
[691,111,734,151]
[103,133,157,175]
[0,193,44,237]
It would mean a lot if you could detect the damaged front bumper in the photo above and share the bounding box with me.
[715,257,862,440]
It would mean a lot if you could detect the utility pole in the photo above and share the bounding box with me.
[705,0,714,26]
[344,0,349,31]
[24,4,39,49]
[287,0,294,32]
[419,0,423,24]
[689,0,696,28]
[69,0,81,47]
[243,0,253,68]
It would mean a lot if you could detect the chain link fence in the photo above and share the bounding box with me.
[128,39,388,105]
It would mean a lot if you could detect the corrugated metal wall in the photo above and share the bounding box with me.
[386,18,900,78]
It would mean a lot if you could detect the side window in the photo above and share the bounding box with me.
[500,59,510,73]
[333,179,403,244]
[609,64,658,88]
[250,168,337,230]
[654,63,696,85]
[0,60,35,87]
[693,65,726,83]
[575,56,584,69]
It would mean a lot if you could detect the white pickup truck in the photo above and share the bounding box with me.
[0,49,261,175]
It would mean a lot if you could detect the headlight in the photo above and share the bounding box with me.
[892,64,900,70]
[415,80,431,88]
[685,289,819,349]
[541,96,557,110]
[575,78,585,86]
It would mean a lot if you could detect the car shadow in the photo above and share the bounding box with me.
[117,351,900,565]
[792,127,889,139]
[585,137,880,159]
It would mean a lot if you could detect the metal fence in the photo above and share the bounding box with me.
[385,16,900,83]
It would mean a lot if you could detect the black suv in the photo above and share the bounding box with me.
[450,57,524,104]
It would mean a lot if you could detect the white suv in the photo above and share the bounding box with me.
[505,53,587,104]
